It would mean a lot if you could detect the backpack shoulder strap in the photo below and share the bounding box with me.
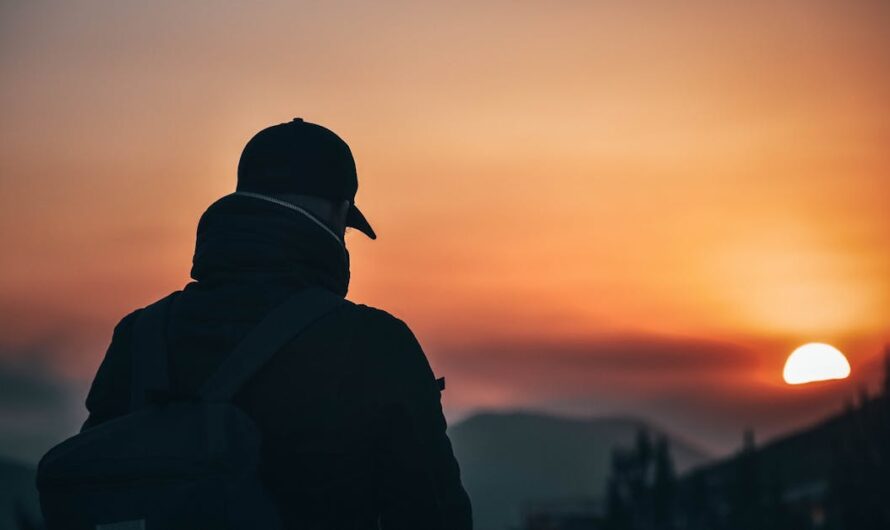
[130,292,179,411]
[198,287,346,402]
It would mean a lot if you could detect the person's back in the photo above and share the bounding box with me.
[79,119,473,529]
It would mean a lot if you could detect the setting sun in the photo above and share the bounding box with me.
[783,343,851,385]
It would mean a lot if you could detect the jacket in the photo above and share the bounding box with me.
[82,193,473,530]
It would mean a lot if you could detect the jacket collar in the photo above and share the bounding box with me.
[232,191,344,246]
[190,193,350,296]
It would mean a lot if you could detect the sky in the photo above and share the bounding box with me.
[1,0,889,459]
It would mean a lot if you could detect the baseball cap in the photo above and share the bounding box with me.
[236,118,376,239]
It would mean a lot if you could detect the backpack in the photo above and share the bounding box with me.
[36,287,345,530]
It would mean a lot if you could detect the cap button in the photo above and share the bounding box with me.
[292,117,303,123]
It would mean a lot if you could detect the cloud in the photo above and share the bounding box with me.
[463,334,753,371]
[434,333,755,398]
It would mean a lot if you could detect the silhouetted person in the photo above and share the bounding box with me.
[61,119,472,529]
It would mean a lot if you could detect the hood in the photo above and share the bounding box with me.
[190,194,350,296]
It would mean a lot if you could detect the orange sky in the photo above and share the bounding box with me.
[1,0,889,453]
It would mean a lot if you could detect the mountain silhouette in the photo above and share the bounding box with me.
[449,411,710,530]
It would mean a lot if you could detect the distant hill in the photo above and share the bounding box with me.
[449,411,711,530]
[0,457,41,530]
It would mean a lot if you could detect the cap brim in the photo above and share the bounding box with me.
[346,204,376,239]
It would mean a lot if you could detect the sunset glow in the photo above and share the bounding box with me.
[1,0,889,454]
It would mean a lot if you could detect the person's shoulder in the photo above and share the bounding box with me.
[343,302,419,348]
[112,291,180,338]
[345,302,412,332]
[112,308,143,337]
[344,303,435,389]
